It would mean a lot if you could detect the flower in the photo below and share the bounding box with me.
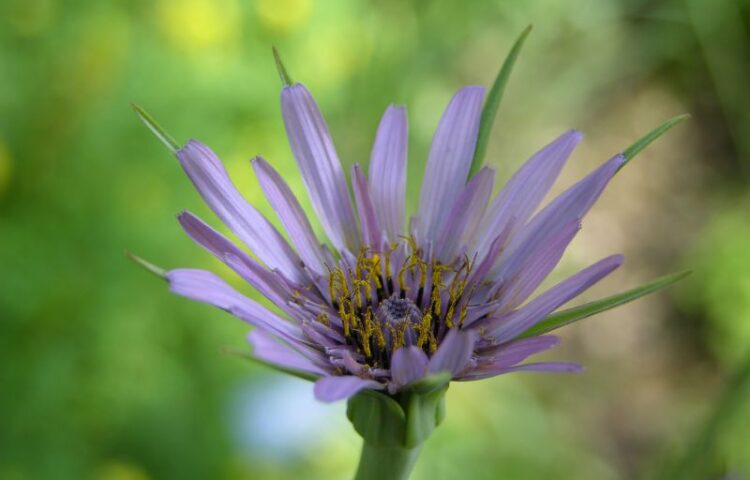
[158,79,630,404]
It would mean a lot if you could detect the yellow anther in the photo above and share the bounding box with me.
[397,260,411,293]
[360,309,373,357]
[316,312,330,327]
[416,312,433,348]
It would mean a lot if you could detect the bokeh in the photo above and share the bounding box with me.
[2,0,749,478]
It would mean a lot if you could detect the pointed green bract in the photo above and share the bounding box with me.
[221,346,319,382]
[347,391,406,446]
[132,103,181,154]
[126,251,168,280]
[468,25,533,178]
[619,114,690,170]
[520,270,691,338]
[272,46,293,86]
[403,386,448,448]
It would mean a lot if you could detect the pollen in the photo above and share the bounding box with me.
[320,238,473,368]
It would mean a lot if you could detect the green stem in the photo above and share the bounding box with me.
[354,442,422,480]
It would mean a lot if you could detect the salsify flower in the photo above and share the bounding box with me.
[133,33,688,479]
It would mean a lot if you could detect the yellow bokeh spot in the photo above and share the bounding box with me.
[0,140,13,197]
[302,21,374,87]
[256,0,311,33]
[156,0,240,52]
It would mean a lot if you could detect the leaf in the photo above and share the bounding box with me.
[347,390,406,446]
[221,346,319,382]
[468,25,532,178]
[619,114,690,170]
[521,270,691,338]
[126,251,168,280]
[403,386,448,448]
[272,46,293,86]
[132,103,181,153]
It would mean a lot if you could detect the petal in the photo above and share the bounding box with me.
[313,375,383,403]
[486,255,623,343]
[417,86,485,240]
[368,105,408,241]
[247,329,329,376]
[352,164,383,249]
[494,218,581,310]
[166,268,306,346]
[428,329,476,376]
[476,335,561,367]
[281,84,360,252]
[177,211,296,310]
[176,140,304,282]
[391,346,429,387]
[459,361,583,381]
[251,156,327,275]
[494,154,625,277]
[434,166,495,261]
[474,130,582,258]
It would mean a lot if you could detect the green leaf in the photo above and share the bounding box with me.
[403,386,448,448]
[132,103,181,153]
[220,346,319,382]
[468,25,532,178]
[521,270,691,338]
[347,391,406,446]
[126,251,168,280]
[619,114,690,170]
[272,46,293,86]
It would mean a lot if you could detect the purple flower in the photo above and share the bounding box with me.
[163,82,627,404]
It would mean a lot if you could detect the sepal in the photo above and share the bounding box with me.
[347,390,407,446]
[347,375,450,448]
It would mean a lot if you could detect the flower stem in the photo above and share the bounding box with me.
[354,441,422,480]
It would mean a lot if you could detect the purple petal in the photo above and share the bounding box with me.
[281,84,360,252]
[459,361,583,381]
[494,154,625,278]
[313,375,384,403]
[177,211,297,310]
[428,329,476,376]
[417,86,485,240]
[247,329,329,376]
[176,140,304,282]
[486,255,623,343]
[166,268,306,345]
[474,130,582,258]
[391,346,429,387]
[476,335,561,368]
[251,157,327,275]
[352,164,383,249]
[435,166,495,261]
[369,105,408,241]
[494,218,581,309]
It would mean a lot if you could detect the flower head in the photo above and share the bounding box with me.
[155,76,632,404]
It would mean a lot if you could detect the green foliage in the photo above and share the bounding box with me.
[522,271,691,338]
[619,114,690,168]
[469,25,532,178]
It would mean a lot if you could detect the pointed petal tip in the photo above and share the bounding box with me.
[132,103,181,153]
[126,251,168,280]
[272,46,294,86]
[566,129,584,143]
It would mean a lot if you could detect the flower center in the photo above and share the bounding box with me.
[317,238,475,369]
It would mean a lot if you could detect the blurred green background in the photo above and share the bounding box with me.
[2,0,750,478]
